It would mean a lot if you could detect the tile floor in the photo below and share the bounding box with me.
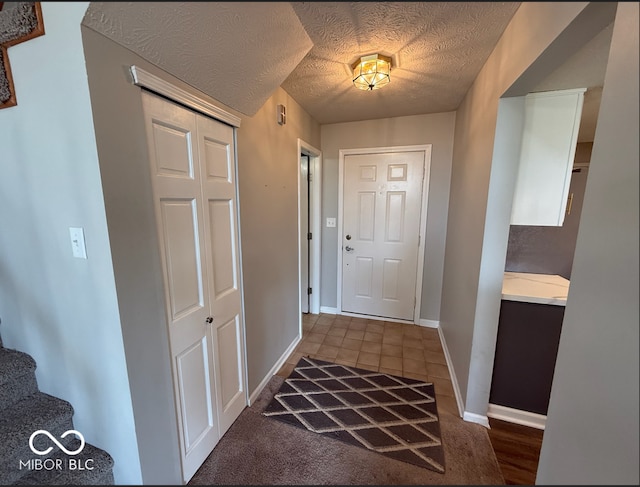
[276,313,460,417]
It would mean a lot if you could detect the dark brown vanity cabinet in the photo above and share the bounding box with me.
[489,300,565,415]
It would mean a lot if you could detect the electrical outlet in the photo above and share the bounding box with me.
[326,217,336,228]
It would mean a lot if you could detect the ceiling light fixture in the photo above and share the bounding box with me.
[351,54,392,91]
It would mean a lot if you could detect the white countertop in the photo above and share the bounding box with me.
[502,272,570,306]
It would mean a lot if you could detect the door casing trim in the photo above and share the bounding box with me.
[298,139,322,325]
[337,145,432,324]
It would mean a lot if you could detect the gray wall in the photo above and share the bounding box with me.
[81,26,192,485]
[537,2,639,483]
[320,113,456,322]
[0,4,142,483]
[236,87,321,394]
[81,24,321,480]
[439,1,618,417]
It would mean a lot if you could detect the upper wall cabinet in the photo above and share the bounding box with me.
[510,88,586,226]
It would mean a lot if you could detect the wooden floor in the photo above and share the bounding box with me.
[487,417,544,485]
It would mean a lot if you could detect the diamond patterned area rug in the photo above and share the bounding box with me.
[263,357,446,474]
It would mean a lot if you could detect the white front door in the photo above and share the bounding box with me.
[341,151,425,321]
[141,91,246,482]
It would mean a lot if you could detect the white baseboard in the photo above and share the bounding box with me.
[248,333,301,405]
[463,411,490,428]
[319,306,338,315]
[487,403,546,430]
[437,325,464,419]
[418,319,440,328]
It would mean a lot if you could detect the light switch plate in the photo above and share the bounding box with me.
[69,227,87,259]
[326,217,336,228]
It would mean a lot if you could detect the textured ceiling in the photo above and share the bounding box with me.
[83,2,520,123]
[83,2,313,116]
[82,1,608,133]
[283,2,521,124]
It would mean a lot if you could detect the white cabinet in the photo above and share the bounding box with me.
[510,88,585,226]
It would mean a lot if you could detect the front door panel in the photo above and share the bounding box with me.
[342,151,425,321]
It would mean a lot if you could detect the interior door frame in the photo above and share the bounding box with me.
[337,145,431,324]
[297,139,322,326]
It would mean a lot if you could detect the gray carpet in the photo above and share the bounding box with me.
[189,375,505,485]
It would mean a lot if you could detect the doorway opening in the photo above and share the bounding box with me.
[297,139,322,330]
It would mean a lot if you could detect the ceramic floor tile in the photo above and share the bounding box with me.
[380,355,403,371]
[345,330,365,340]
[402,347,425,361]
[327,327,348,338]
[363,331,383,343]
[286,351,304,365]
[379,366,402,376]
[381,344,403,358]
[429,376,455,397]
[365,323,385,334]
[403,371,430,382]
[355,362,378,373]
[427,362,451,380]
[403,326,423,339]
[333,358,357,368]
[336,348,359,362]
[305,332,326,344]
[382,334,403,346]
[402,336,424,349]
[317,344,340,360]
[322,334,344,348]
[360,341,382,354]
[341,338,363,351]
[331,321,349,330]
[316,316,335,326]
[403,357,428,374]
[357,352,381,367]
[424,351,447,365]
[348,321,367,331]
[312,323,332,335]
[296,341,321,355]
[423,340,444,353]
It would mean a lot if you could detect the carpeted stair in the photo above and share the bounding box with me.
[0,333,115,485]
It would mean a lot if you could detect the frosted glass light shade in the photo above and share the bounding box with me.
[352,54,392,91]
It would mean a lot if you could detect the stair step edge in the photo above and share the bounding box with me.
[0,349,37,386]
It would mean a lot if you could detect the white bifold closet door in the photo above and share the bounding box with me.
[141,90,246,483]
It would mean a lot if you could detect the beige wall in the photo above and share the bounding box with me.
[320,113,456,322]
[236,87,321,394]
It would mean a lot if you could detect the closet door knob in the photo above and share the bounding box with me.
[205,316,213,324]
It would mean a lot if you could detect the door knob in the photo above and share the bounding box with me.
[345,246,354,252]
[205,316,213,324]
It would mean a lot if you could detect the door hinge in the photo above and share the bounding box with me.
[308,171,312,182]
[307,232,312,240]
[418,234,421,246]
[307,287,313,295]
